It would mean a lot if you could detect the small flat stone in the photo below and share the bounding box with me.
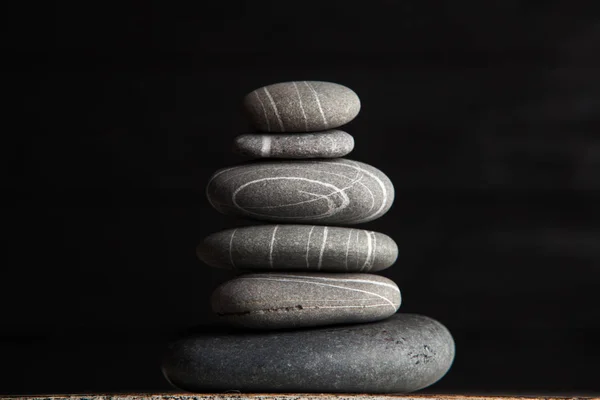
[232,129,354,159]
[210,272,401,329]
[243,81,361,132]
[206,158,394,225]
[197,224,398,272]
[162,313,455,393]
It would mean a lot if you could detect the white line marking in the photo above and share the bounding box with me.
[260,135,272,157]
[344,229,353,271]
[232,177,350,219]
[324,160,390,222]
[241,181,354,210]
[220,163,364,197]
[360,230,373,272]
[240,277,398,310]
[234,164,368,212]
[205,166,239,210]
[355,229,360,269]
[269,298,380,302]
[229,228,237,268]
[302,304,391,309]
[369,232,377,271]
[254,90,270,131]
[209,160,390,223]
[269,225,279,268]
[246,274,400,292]
[293,81,309,131]
[263,87,285,131]
[304,81,328,128]
[305,226,316,268]
[235,163,375,220]
[317,226,328,270]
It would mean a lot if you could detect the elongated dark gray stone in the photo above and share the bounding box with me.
[162,313,455,393]
[233,129,354,159]
[243,81,361,132]
[211,272,401,329]
[206,158,394,225]
[197,224,398,272]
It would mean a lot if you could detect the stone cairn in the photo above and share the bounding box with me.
[162,81,455,393]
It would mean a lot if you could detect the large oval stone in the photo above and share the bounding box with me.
[162,313,456,393]
[243,81,361,132]
[206,158,394,225]
[197,224,398,272]
[233,129,354,159]
[210,272,401,330]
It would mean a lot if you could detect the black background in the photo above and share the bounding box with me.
[3,0,600,396]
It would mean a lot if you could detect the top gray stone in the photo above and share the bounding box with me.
[243,81,361,132]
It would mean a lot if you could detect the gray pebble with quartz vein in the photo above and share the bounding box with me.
[233,129,354,159]
[211,272,401,330]
[206,158,394,225]
[197,224,398,272]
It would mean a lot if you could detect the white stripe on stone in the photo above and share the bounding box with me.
[360,230,373,272]
[370,231,378,271]
[260,135,272,157]
[269,225,279,268]
[231,177,350,220]
[240,276,398,310]
[247,274,400,292]
[306,226,316,268]
[263,87,285,131]
[229,228,237,268]
[317,226,329,270]
[344,229,353,271]
[325,159,390,222]
[254,90,270,132]
[293,81,309,131]
[304,81,328,128]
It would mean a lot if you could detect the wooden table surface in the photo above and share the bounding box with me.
[2,394,599,400]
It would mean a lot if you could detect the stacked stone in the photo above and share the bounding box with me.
[162,81,455,393]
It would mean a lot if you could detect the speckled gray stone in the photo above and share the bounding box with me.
[233,129,354,159]
[206,158,394,225]
[12,396,508,400]
[197,225,398,272]
[162,313,455,393]
[210,272,400,330]
[19,396,519,400]
[243,81,361,132]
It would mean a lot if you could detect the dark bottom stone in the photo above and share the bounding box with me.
[161,313,455,393]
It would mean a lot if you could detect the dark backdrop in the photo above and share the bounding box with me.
[3,1,600,396]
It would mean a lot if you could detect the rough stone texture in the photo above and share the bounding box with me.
[210,272,400,330]
[162,313,455,393]
[206,158,394,225]
[242,81,361,132]
[197,224,398,272]
[232,129,354,159]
